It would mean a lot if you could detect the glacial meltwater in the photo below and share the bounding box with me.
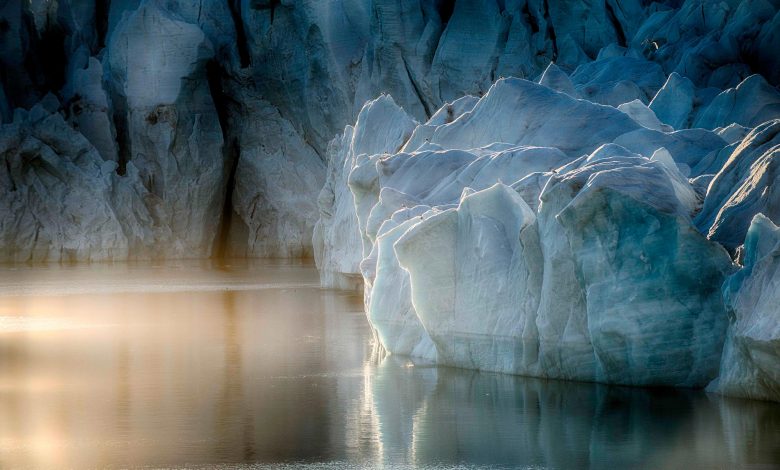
[0,261,777,469]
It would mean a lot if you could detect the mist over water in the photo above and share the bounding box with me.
[0,261,777,469]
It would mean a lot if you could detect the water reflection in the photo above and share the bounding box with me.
[0,260,777,469]
[370,361,780,468]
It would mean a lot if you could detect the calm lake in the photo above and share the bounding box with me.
[0,260,777,469]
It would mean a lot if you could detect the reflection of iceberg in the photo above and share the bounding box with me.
[365,357,780,468]
[367,357,439,465]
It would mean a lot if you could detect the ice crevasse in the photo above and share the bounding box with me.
[315,73,780,401]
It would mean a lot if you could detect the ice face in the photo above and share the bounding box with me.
[708,214,780,401]
[558,175,733,387]
[378,154,733,387]
[104,3,228,259]
[649,73,696,130]
[693,75,780,130]
[395,184,543,375]
[369,211,437,362]
[422,78,642,157]
[314,95,418,289]
[0,112,130,262]
[696,120,780,252]
[570,56,666,106]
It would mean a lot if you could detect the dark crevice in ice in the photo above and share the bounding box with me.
[95,0,110,51]
[254,0,281,24]
[22,12,68,103]
[206,60,241,258]
[542,0,558,61]
[213,137,241,259]
[207,61,233,143]
[434,0,455,25]
[605,1,627,47]
[523,2,540,34]
[229,0,251,68]
[402,55,432,119]
[109,89,131,176]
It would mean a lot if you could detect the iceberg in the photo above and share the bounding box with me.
[317,74,747,390]
[385,153,733,386]
[313,55,779,399]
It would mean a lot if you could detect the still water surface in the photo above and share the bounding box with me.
[0,260,778,469]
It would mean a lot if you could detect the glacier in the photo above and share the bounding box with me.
[3,0,780,261]
[1,0,780,401]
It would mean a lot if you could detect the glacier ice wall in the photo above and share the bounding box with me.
[3,0,780,262]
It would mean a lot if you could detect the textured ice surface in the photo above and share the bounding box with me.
[571,56,666,106]
[382,153,733,386]
[537,62,581,98]
[395,184,543,374]
[368,209,437,361]
[649,73,696,130]
[693,75,780,130]
[618,100,668,131]
[419,78,641,156]
[709,215,780,401]
[314,96,418,289]
[104,3,228,259]
[227,92,325,258]
[556,165,733,386]
[0,112,131,262]
[697,120,780,251]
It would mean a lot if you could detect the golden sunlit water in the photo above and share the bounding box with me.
[0,260,777,469]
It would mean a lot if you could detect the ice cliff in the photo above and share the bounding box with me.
[1,1,779,400]
[4,0,780,261]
